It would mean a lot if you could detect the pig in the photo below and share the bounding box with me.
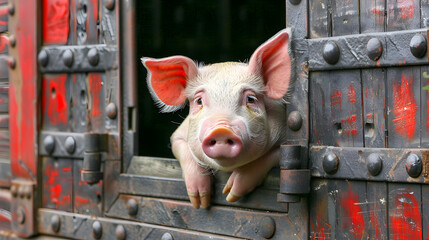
[141,28,293,209]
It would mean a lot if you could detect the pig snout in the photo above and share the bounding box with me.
[202,127,243,159]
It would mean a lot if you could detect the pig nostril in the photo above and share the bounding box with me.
[227,139,234,145]
[210,140,216,146]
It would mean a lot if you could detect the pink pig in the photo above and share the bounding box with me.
[141,29,293,209]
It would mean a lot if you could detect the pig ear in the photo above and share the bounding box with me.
[142,56,198,112]
[248,28,292,100]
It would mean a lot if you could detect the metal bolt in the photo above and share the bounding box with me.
[322,41,340,65]
[127,198,138,216]
[8,3,14,16]
[367,153,383,176]
[406,153,422,178]
[115,225,126,240]
[323,152,339,175]
[92,221,103,239]
[18,185,25,198]
[105,0,115,10]
[17,207,25,224]
[65,136,76,154]
[38,50,49,67]
[44,135,55,154]
[11,184,17,197]
[366,38,383,61]
[287,111,303,131]
[410,34,427,58]
[257,216,276,239]
[106,102,117,119]
[25,185,32,199]
[51,214,60,233]
[8,57,15,69]
[88,48,99,66]
[161,232,174,240]
[9,35,16,48]
[62,49,74,67]
[289,0,301,5]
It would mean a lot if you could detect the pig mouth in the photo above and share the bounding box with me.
[201,126,243,160]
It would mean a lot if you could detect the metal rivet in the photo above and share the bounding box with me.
[65,136,76,154]
[105,0,115,10]
[410,34,427,58]
[323,152,339,175]
[38,50,49,67]
[44,135,55,154]
[11,184,18,197]
[8,3,14,16]
[127,199,138,216]
[106,102,117,119]
[287,111,303,131]
[25,185,32,199]
[17,207,25,224]
[51,214,60,233]
[366,38,383,61]
[9,35,16,48]
[115,225,126,240]
[92,221,103,239]
[367,153,383,176]
[289,0,301,5]
[406,153,422,178]
[161,232,174,240]
[88,48,99,66]
[8,57,15,69]
[18,185,25,198]
[323,41,340,65]
[257,216,276,239]
[62,49,74,67]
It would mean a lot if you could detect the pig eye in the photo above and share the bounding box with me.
[195,97,203,105]
[246,95,258,104]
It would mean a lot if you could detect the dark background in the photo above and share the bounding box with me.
[136,0,285,157]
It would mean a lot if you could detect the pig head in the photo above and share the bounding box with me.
[141,28,293,209]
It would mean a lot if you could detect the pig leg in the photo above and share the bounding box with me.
[171,117,212,209]
[222,147,280,202]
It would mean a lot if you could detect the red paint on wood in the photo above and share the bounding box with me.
[62,167,72,172]
[371,6,385,25]
[391,192,422,240]
[45,163,72,208]
[348,84,356,103]
[331,90,341,108]
[88,74,102,117]
[75,196,89,204]
[396,0,414,19]
[42,0,70,44]
[0,35,10,52]
[370,204,381,239]
[341,115,358,136]
[42,75,68,125]
[392,75,417,140]
[86,0,99,42]
[340,190,365,239]
[10,3,38,180]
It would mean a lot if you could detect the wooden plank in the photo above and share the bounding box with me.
[309,0,330,38]
[0,188,11,231]
[309,179,335,239]
[73,160,103,216]
[0,130,9,159]
[422,185,429,240]
[0,159,10,187]
[422,0,429,27]
[421,66,429,147]
[360,0,385,33]
[0,114,8,129]
[363,69,386,147]
[42,157,73,212]
[367,182,388,239]
[0,85,8,113]
[388,183,422,239]
[387,67,421,148]
[386,0,420,32]
[331,0,359,36]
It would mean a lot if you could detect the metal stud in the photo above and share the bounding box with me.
[105,0,115,10]
[410,34,427,58]
[18,185,25,198]
[9,35,16,48]
[8,3,14,16]
[127,198,138,216]
[366,38,383,61]
[161,233,174,240]
[115,225,126,240]
[8,57,15,69]
[106,102,117,119]
[322,41,340,65]
[51,214,60,233]
[62,49,74,67]
[11,184,17,197]
[289,0,301,5]
[92,221,103,239]
[323,152,339,175]
[17,207,25,224]
[88,48,99,66]
[287,111,303,131]
[38,50,49,67]
[406,153,422,178]
[25,185,32,199]
[65,136,76,154]
[44,135,55,154]
[366,153,383,176]
[257,216,276,239]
